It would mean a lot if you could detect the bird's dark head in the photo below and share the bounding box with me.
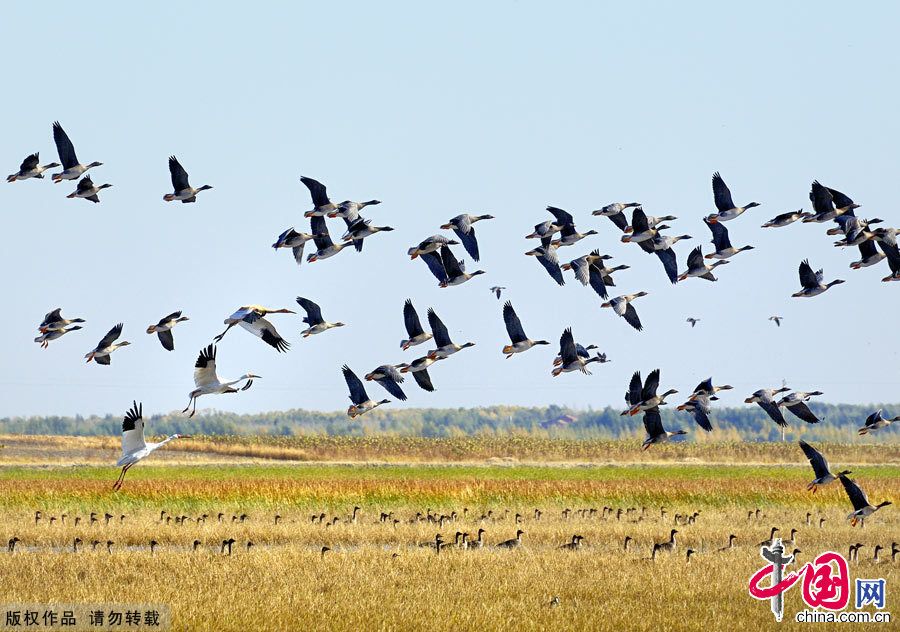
[99,184,113,190]
[440,223,453,230]
[479,214,495,220]
[378,399,390,405]
[584,229,598,236]
[535,340,550,346]
[745,202,760,209]
[462,342,476,349]
[877,501,893,508]
[472,270,486,277]
[198,185,213,192]
[69,326,83,331]
[380,226,395,232]
[87,161,103,168]
[176,434,192,439]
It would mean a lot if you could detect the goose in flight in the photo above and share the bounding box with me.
[562,251,625,299]
[85,324,130,365]
[792,260,844,298]
[113,402,190,491]
[769,316,783,327]
[439,245,485,287]
[183,344,258,417]
[641,407,687,450]
[704,217,754,259]
[526,207,572,240]
[690,377,733,400]
[745,387,791,427]
[552,343,605,367]
[877,237,900,282]
[441,214,494,261]
[621,207,669,244]
[761,209,808,228]
[296,297,345,337]
[66,175,112,203]
[706,172,760,223]
[51,122,102,182]
[776,391,823,424]
[39,308,84,333]
[798,441,851,493]
[626,369,677,416]
[686,317,700,328]
[364,365,408,401]
[163,156,212,202]
[592,202,641,232]
[35,325,83,348]
[501,301,549,358]
[214,305,293,352]
[340,218,394,248]
[301,176,337,217]
[146,311,189,351]
[489,286,506,299]
[427,308,474,359]
[601,292,647,331]
[678,246,729,282]
[397,355,444,392]
[546,206,598,247]
[401,299,432,350]
[7,152,59,182]
[839,474,892,527]
[551,328,604,376]
[647,236,682,284]
[408,234,459,259]
[272,227,315,266]
[858,409,899,435]
[850,239,886,270]
[343,365,390,418]
[327,199,381,219]
[804,181,859,223]
[307,215,351,262]
[525,237,565,286]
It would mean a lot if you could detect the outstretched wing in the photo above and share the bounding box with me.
[839,474,870,511]
[403,299,426,337]
[157,329,175,351]
[76,175,94,193]
[625,371,642,407]
[420,251,448,283]
[168,156,190,191]
[503,301,528,344]
[641,369,660,401]
[20,153,40,172]
[53,121,79,168]
[559,327,577,364]
[412,368,436,392]
[536,249,565,286]
[427,308,452,347]
[690,403,713,432]
[546,206,574,226]
[97,323,123,349]
[798,259,818,289]
[757,400,788,427]
[712,172,735,212]
[194,344,218,387]
[606,212,629,232]
[704,217,732,251]
[296,296,324,325]
[826,186,855,209]
[310,215,334,249]
[809,181,834,214]
[622,303,643,331]
[454,226,480,262]
[642,407,665,437]
[373,367,407,401]
[587,264,609,299]
[439,245,464,279]
[301,176,331,208]
[655,248,678,284]
[798,440,830,479]
[121,401,146,455]
[786,401,821,424]
[342,365,368,405]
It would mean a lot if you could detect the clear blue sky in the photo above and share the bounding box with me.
[2,3,898,418]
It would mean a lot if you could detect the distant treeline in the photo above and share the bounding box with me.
[1,403,897,443]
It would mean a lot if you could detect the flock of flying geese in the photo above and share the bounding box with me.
[10,123,897,522]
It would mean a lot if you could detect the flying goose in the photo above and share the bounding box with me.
[839,474,892,527]
[427,308,474,359]
[408,234,459,259]
[397,355,444,391]
[526,207,573,240]
[792,260,844,298]
[501,301,549,358]
[648,236,681,284]
[7,152,59,182]
[301,176,337,217]
[85,323,130,365]
[340,218,394,247]
[561,250,619,298]
[550,214,598,248]
[272,227,315,266]
[343,365,389,418]
[690,377,733,400]
[592,202,641,232]
[525,237,565,286]
[776,391,823,424]
[761,209,808,228]
[400,299,432,350]
[35,325,83,348]
[182,344,258,417]
[51,122,102,182]
[678,246,729,281]
[600,292,647,331]
[769,316,783,327]
[439,245,485,287]
[296,297,345,337]
[163,156,212,202]
[489,286,506,299]
[850,239,886,270]
[39,308,84,333]
[798,440,851,493]
[113,402,190,491]
[327,199,381,219]
[307,215,351,262]
[146,311,189,351]
[441,214,494,261]
[642,408,687,450]
[706,172,760,223]
[552,343,605,367]
[621,207,669,244]
[676,394,714,432]
[364,365,408,401]
[552,328,604,376]
[704,217,754,259]
[804,181,859,223]
[686,317,700,328]
[66,175,112,203]
[745,387,791,427]
[858,409,899,435]
[877,237,900,282]
[627,369,677,416]
[214,305,293,352]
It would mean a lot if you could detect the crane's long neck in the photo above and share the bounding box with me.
[153,434,183,449]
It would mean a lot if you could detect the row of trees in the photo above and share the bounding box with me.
[1,402,896,442]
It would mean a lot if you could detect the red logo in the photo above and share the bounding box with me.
[749,550,850,612]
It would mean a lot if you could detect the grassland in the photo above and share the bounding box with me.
[0,437,896,631]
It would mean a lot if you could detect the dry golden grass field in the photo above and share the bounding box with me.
[0,436,896,631]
